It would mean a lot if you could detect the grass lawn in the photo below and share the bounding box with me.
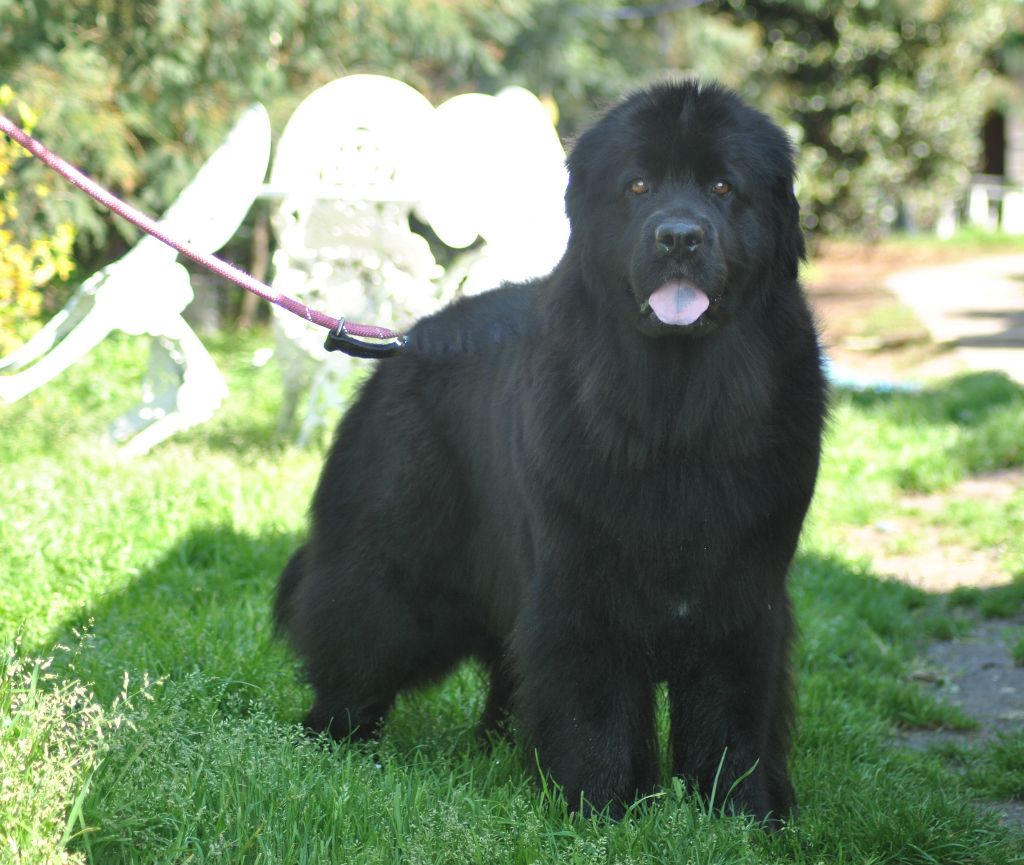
[2,330,1023,864]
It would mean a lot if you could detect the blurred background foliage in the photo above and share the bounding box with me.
[713,0,1021,236]
[0,0,1021,334]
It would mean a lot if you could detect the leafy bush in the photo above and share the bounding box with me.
[0,0,538,256]
[0,86,76,355]
[710,0,1019,236]
[9,0,1016,252]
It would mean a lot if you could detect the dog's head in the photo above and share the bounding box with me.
[565,80,804,338]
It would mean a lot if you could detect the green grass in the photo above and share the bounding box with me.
[1012,632,1024,668]
[2,333,1024,863]
[936,734,1024,803]
[949,583,1024,620]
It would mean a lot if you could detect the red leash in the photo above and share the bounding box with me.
[0,112,405,358]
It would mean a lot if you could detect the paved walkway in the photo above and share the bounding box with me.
[886,253,1024,385]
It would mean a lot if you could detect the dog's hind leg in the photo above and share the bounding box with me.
[272,545,307,635]
[273,548,377,740]
[288,548,486,743]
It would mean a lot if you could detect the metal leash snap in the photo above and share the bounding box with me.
[324,320,407,359]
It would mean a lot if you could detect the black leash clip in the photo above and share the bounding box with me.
[324,321,407,359]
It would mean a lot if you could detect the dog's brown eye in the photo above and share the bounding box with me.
[628,178,650,195]
[710,180,732,196]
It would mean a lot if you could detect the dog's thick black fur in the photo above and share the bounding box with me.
[275,80,827,822]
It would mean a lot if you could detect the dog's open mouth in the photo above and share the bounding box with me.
[640,280,710,326]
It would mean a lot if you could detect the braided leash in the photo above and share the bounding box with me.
[0,112,406,358]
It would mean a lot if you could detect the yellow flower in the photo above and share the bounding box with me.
[0,89,76,353]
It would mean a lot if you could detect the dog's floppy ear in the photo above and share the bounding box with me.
[564,142,589,231]
[774,178,805,280]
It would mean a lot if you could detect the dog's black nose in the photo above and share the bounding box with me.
[655,220,704,256]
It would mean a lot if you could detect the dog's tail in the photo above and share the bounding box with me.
[273,545,306,637]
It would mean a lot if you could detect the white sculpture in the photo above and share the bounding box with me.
[269,76,570,442]
[419,86,569,299]
[266,75,442,443]
[0,104,272,455]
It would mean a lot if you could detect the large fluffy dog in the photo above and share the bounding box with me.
[275,80,827,822]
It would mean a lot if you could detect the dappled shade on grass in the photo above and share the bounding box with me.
[2,338,1023,862]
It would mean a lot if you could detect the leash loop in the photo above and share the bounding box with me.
[324,320,407,358]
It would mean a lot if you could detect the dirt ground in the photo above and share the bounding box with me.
[807,240,982,381]
[805,242,1024,830]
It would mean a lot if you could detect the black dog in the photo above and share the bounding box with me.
[275,80,827,822]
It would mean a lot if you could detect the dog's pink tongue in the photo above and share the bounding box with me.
[647,281,710,326]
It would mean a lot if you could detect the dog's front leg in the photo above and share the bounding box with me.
[666,598,795,825]
[513,595,658,817]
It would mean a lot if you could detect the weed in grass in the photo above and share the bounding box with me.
[886,680,979,733]
[980,591,1018,620]
[978,583,1024,620]
[949,586,986,610]
[918,612,973,642]
[0,638,159,865]
[948,582,1024,620]
[1010,632,1024,668]
[966,733,1024,802]
[937,733,1024,805]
